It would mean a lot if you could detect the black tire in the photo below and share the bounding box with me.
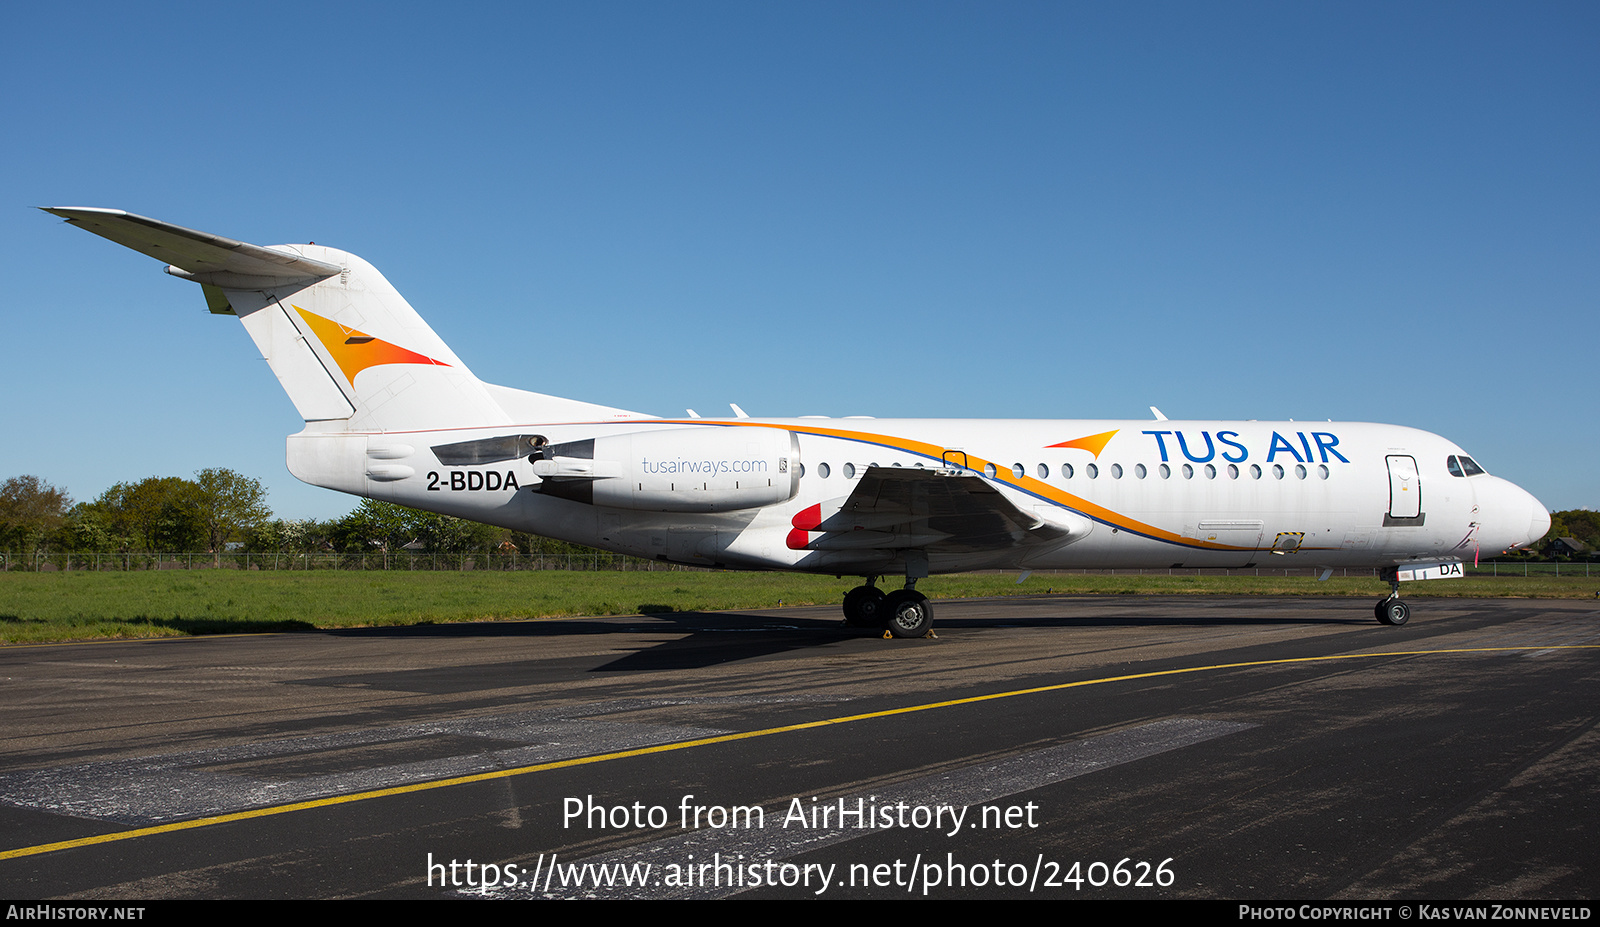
[1375,597,1409,626]
[842,585,886,627]
[882,590,932,638]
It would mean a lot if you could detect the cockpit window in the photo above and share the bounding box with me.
[1447,455,1487,477]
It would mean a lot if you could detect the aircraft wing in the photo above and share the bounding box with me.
[794,466,1081,553]
[41,207,341,285]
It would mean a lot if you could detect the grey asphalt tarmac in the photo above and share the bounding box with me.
[0,594,1595,900]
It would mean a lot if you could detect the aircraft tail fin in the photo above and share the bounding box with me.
[45,208,638,433]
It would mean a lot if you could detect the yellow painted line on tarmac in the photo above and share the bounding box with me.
[2,643,1595,861]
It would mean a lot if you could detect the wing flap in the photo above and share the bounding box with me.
[794,466,1079,554]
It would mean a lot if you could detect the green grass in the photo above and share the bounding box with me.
[0,569,1594,644]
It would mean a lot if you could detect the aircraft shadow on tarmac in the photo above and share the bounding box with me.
[308,597,1378,677]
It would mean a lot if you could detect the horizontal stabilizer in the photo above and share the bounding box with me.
[41,207,341,285]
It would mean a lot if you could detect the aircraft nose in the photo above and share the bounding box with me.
[1526,494,1551,548]
[1483,477,1549,551]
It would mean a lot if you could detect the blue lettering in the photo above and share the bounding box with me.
[1267,432,1304,463]
[1217,431,1248,463]
[1176,431,1215,463]
[1297,432,1315,463]
[1311,432,1349,463]
[1143,431,1173,462]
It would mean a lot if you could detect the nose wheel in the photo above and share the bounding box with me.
[1374,576,1409,626]
[1374,596,1410,626]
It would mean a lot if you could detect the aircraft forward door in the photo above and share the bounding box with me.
[1384,455,1424,526]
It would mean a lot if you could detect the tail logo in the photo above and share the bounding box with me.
[292,306,450,386]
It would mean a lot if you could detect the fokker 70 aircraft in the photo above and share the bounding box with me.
[46,208,1550,637]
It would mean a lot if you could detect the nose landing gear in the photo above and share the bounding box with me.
[1375,596,1410,626]
[1374,576,1409,626]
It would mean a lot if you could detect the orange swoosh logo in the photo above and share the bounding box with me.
[293,306,449,386]
[1046,429,1118,458]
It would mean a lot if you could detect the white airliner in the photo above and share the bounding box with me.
[46,208,1551,637]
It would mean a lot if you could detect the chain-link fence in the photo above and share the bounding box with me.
[2,550,1592,577]
[1,549,704,572]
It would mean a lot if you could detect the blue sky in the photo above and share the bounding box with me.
[3,1,1595,519]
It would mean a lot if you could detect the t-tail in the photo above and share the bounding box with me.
[42,208,645,492]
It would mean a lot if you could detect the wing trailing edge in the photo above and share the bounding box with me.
[789,465,1085,555]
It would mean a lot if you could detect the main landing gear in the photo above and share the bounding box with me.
[842,581,885,627]
[842,576,933,638]
[1374,577,1409,626]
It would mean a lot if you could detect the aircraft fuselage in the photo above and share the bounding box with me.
[288,416,1545,577]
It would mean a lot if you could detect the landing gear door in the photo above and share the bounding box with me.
[1384,455,1424,525]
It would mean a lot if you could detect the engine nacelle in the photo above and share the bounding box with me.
[533,426,800,512]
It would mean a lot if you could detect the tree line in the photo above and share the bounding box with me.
[3,471,1594,563]
[0,472,601,562]
[1545,509,1600,553]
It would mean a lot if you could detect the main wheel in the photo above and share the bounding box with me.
[1375,597,1409,626]
[842,585,886,627]
[882,590,932,638]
